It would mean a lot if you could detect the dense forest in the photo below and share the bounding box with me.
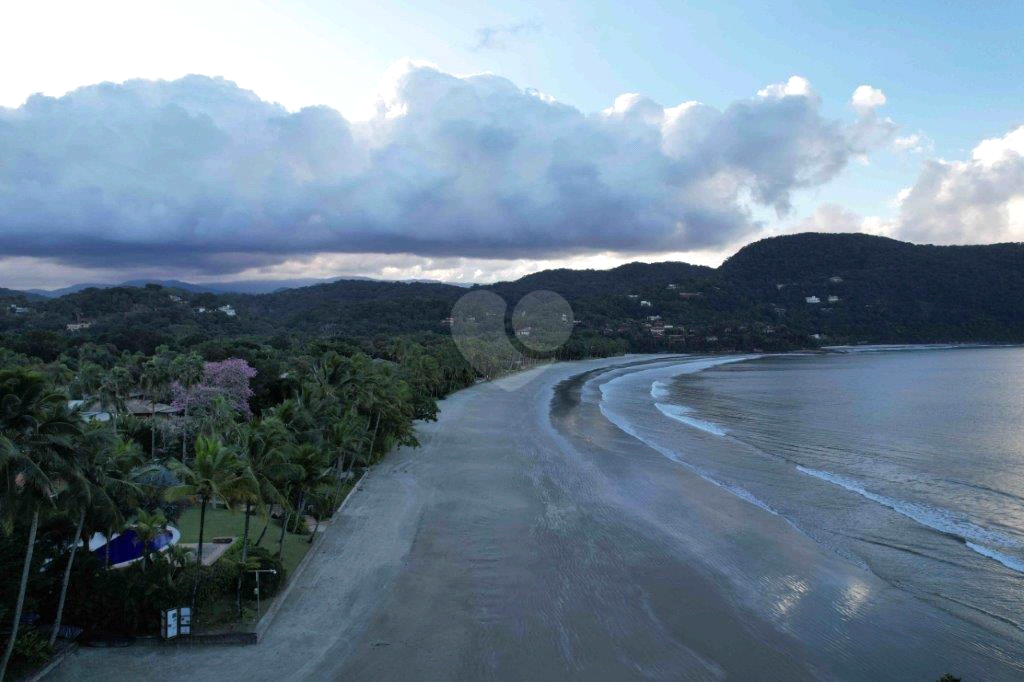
[3,233,1023,363]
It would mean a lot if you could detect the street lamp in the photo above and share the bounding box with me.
[250,568,278,620]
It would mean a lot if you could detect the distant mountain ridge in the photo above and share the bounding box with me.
[23,276,467,298]
[3,233,1024,353]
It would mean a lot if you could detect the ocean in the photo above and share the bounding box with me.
[593,346,1024,671]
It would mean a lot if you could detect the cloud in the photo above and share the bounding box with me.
[0,65,894,278]
[894,125,1024,244]
[472,20,542,50]
[791,203,894,237]
[850,85,886,113]
[892,132,934,154]
[757,76,813,99]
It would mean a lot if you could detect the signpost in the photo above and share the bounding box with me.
[250,568,278,620]
[161,606,192,639]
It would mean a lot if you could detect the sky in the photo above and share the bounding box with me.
[1,0,1022,289]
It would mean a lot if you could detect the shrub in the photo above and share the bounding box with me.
[8,629,55,677]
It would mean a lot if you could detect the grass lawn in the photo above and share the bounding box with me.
[172,479,358,632]
[175,505,313,576]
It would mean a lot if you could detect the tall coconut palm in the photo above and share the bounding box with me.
[166,436,253,608]
[133,508,168,570]
[141,351,172,456]
[0,369,81,681]
[287,444,334,536]
[97,366,131,434]
[49,426,141,645]
[234,419,297,615]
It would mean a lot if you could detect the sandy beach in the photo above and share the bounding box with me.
[50,355,1014,681]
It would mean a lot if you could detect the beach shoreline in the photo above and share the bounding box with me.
[50,353,1010,681]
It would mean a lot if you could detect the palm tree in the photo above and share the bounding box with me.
[141,351,172,456]
[287,444,333,536]
[48,427,143,645]
[97,366,131,434]
[234,419,297,615]
[133,508,168,570]
[166,436,253,608]
[0,369,81,681]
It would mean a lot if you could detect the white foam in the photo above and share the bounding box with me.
[650,380,671,400]
[655,402,727,436]
[797,466,1019,549]
[966,542,1024,574]
[598,396,777,517]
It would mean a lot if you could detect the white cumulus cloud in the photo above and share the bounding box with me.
[895,125,1024,244]
[851,85,886,113]
[0,64,894,277]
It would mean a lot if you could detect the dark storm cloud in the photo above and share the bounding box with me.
[0,63,891,276]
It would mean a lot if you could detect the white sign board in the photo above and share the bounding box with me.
[161,608,179,639]
[179,607,192,635]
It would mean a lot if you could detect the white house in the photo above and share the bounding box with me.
[218,305,237,317]
[805,296,821,304]
[827,295,840,303]
[640,300,653,307]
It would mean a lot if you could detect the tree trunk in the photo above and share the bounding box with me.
[50,509,86,646]
[150,399,157,456]
[192,496,208,608]
[277,512,289,561]
[237,502,251,617]
[255,515,271,546]
[292,495,306,534]
[308,516,320,544]
[1,507,40,681]
[369,411,382,462]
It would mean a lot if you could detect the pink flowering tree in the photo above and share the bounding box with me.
[171,359,257,450]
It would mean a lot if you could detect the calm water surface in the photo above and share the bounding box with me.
[597,346,1024,667]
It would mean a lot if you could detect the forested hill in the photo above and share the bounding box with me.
[3,232,1024,359]
[718,233,1024,342]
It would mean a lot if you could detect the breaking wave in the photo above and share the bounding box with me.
[797,466,1021,555]
[654,402,728,436]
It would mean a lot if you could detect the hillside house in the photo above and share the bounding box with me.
[805,296,821,304]
[828,295,840,303]
[66,321,93,332]
[640,300,653,307]
[218,305,237,317]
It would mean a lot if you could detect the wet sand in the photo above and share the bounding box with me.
[51,355,1004,680]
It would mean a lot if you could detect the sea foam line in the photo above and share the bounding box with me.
[655,402,728,437]
[797,466,1020,552]
[598,396,778,516]
[965,542,1024,574]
